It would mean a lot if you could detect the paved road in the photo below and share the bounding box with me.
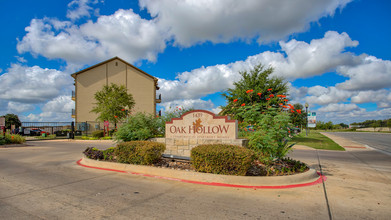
[1,140,390,219]
[326,132,391,154]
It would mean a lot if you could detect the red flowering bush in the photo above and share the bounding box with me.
[220,63,300,161]
[221,64,288,121]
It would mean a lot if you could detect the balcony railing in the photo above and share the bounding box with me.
[156,94,161,103]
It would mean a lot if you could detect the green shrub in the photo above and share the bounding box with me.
[35,134,56,139]
[114,141,165,165]
[0,136,10,145]
[246,112,294,162]
[102,147,116,161]
[81,136,90,140]
[115,113,161,141]
[2,134,25,144]
[92,130,104,138]
[191,144,254,176]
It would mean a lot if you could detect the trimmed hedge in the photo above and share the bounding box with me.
[83,141,165,165]
[92,130,104,138]
[191,144,254,176]
[114,141,166,165]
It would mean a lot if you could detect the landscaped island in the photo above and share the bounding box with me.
[83,141,308,177]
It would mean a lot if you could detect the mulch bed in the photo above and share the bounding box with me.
[153,158,195,171]
[151,157,309,176]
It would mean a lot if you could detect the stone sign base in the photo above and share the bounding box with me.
[150,137,248,157]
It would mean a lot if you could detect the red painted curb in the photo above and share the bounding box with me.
[77,159,326,189]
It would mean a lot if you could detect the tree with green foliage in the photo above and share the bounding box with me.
[338,123,349,129]
[91,84,135,127]
[221,63,295,162]
[221,63,288,121]
[115,107,195,142]
[290,103,306,127]
[316,121,334,130]
[325,121,334,130]
[1,114,21,129]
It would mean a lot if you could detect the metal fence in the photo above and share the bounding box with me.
[20,121,119,137]
[21,122,72,136]
[75,121,121,136]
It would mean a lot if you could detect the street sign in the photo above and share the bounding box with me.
[104,121,109,127]
[307,112,317,128]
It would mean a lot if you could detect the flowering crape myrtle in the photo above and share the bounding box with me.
[221,64,290,121]
[221,63,302,160]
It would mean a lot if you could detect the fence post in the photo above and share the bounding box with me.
[71,122,75,139]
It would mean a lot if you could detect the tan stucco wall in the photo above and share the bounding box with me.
[74,58,156,123]
[126,65,155,115]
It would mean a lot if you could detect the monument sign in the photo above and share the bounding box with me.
[164,110,246,157]
[166,110,237,139]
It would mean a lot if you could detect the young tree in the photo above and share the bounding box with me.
[1,114,22,129]
[91,84,135,127]
[220,63,296,161]
[221,63,288,120]
[316,121,325,130]
[325,121,334,130]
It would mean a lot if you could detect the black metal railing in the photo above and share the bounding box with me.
[156,94,161,103]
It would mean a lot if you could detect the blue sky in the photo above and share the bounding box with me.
[0,0,390,124]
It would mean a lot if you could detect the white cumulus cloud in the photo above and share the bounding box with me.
[42,95,74,113]
[159,99,216,113]
[17,9,165,67]
[317,103,360,113]
[7,102,35,113]
[0,64,72,103]
[140,0,352,46]
[336,56,391,91]
[19,95,75,122]
[159,31,364,103]
[17,0,353,67]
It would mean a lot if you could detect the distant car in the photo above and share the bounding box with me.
[291,127,301,134]
[29,128,50,136]
[30,128,42,136]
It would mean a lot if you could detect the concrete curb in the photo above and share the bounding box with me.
[78,157,325,189]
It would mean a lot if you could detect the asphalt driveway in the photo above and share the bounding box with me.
[0,139,390,219]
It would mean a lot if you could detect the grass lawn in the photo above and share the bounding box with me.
[290,131,345,151]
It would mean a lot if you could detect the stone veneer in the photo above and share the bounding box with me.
[150,137,248,157]
[150,110,248,157]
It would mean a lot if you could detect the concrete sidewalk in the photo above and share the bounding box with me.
[289,133,391,219]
